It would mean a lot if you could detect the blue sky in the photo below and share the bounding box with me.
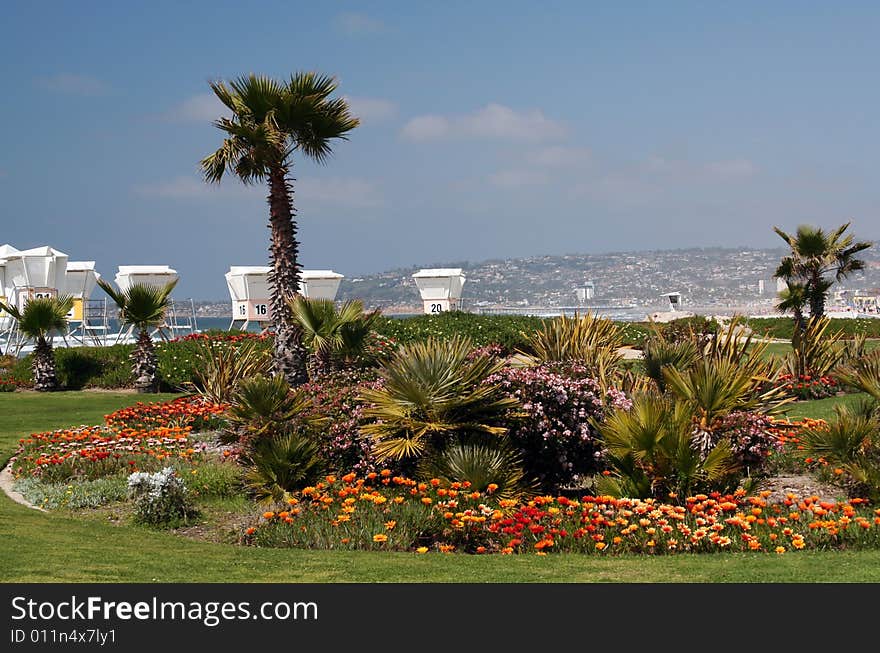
[2,2,878,298]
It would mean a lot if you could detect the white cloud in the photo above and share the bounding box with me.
[335,12,385,34]
[164,93,228,123]
[401,103,566,143]
[345,97,397,123]
[488,169,551,188]
[133,176,382,209]
[36,74,108,96]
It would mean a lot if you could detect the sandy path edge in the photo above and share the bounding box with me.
[0,463,46,512]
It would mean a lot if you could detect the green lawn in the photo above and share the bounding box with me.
[2,391,880,583]
[759,339,880,361]
[782,393,871,421]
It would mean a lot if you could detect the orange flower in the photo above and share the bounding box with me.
[775,546,786,554]
[384,520,397,530]
[245,527,256,536]
[421,497,432,505]
[262,511,275,520]
[595,542,607,551]
[372,534,389,543]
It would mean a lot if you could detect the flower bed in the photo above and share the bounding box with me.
[775,373,839,400]
[245,472,879,554]
[10,397,228,483]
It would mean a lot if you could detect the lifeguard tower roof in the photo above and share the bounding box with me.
[299,270,343,300]
[114,265,178,291]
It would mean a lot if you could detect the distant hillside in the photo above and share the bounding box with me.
[335,246,880,312]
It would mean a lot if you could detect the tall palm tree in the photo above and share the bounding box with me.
[773,222,872,320]
[288,296,377,376]
[97,280,176,392]
[201,73,359,386]
[0,296,73,391]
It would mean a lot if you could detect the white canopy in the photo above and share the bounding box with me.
[225,266,271,302]
[299,269,343,300]
[2,245,69,291]
[115,265,178,291]
[412,268,466,301]
[64,261,101,299]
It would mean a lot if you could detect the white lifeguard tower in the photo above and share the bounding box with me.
[112,265,196,339]
[64,262,108,344]
[412,268,466,315]
[225,266,272,331]
[662,292,682,312]
[299,270,344,300]
[1,245,69,311]
[0,245,16,342]
[0,245,69,353]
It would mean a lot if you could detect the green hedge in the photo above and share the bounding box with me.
[744,317,880,340]
[373,313,654,351]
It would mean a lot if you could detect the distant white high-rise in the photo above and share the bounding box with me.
[575,281,595,304]
[758,279,765,295]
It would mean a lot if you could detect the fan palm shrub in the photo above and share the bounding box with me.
[0,296,73,391]
[242,433,326,505]
[98,279,176,392]
[289,296,379,376]
[596,392,740,499]
[201,73,359,386]
[641,331,699,392]
[800,406,880,501]
[417,437,535,501]
[223,374,325,447]
[359,336,518,466]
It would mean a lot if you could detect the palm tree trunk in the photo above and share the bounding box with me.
[32,336,57,391]
[267,164,308,386]
[132,327,158,392]
[809,270,825,319]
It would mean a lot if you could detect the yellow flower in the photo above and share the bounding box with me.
[415,547,428,554]
[372,534,389,543]
[385,520,397,530]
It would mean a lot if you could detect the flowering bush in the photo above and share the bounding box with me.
[0,377,16,392]
[128,466,192,525]
[714,411,781,471]
[775,373,839,400]
[169,332,272,344]
[245,472,880,554]
[486,364,625,491]
[299,369,382,475]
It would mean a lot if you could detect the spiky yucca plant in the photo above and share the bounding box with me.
[98,279,177,392]
[519,312,624,390]
[191,338,271,403]
[0,296,73,391]
[360,335,518,463]
[835,350,880,401]
[784,316,845,380]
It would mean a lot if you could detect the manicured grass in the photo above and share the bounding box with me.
[2,392,880,583]
[758,339,880,361]
[782,393,871,421]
